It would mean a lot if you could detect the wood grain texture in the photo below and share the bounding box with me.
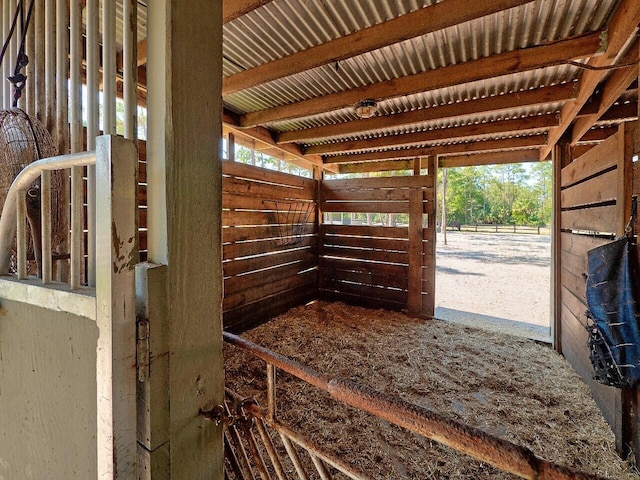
[561,132,620,188]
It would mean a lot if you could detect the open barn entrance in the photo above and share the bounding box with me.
[435,162,552,342]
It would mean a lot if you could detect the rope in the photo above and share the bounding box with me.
[0,1,23,71]
[10,0,36,108]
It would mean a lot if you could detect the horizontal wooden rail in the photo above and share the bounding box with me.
[224,331,608,480]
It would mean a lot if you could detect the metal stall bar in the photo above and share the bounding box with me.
[69,0,83,289]
[102,0,116,135]
[0,151,96,278]
[86,0,98,287]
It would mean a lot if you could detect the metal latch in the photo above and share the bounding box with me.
[136,317,150,382]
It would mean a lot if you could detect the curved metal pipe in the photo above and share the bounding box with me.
[0,150,96,275]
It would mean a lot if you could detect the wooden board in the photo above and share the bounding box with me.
[224,258,316,295]
[320,200,410,214]
[223,176,315,200]
[224,248,315,277]
[561,204,618,233]
[320,188,411,201]
[320,257,408,277]
[320,245,408,264]
[322,235,408,252]
[320,224,408,239]
[561,168,618,209]
[224,284,317,332]
[561,131,620,188]
[223,209,317,227]
[318,289,406,312]
[223,224,316,243]
[223,236,316,260]
[222,159,316,189]
[224,193,315,211]
[319,278,408,304]
[223,269,317,311]
[320,266,409,290]
[323,175,434,190]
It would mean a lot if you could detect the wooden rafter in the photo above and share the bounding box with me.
[222,121,334,172]
[336,148,541,173]
[439,149,541,168]
[222,0,535,95]
[277,83,575,144]
[223,0,274,23]
[570,40,639,144]
[305,115,558,155]
[239,31,604,127]
[540,0,640,159]
[324,135,547,164]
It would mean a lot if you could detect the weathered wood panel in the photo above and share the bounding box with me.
[560,132,620,188]
[558,125,633,454]
[561,169,618,208]
[221,161,319,330]
[319,168,435,316]
[561,204,618,233]
[224,284,317,333]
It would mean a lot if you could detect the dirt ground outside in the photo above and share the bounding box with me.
[435,231,551,342]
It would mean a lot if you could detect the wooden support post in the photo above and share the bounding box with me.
[620,122,639,462]
[95,135,139,478]
[136,263,170,480]
[424,155,437,317]
[408,159,423,317]
[551,140,571,353]
[147,1,224,478]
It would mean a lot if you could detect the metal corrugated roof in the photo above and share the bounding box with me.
[222,0,616,121]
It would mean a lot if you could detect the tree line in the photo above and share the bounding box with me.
[440,162,552,227]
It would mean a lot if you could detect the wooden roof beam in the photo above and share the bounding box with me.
[223,0,535,95]
[222,118,336,172]
[597,101,638,122]
[324,135,547,164]
[540,0,640,159]
[223,0,274,24]
[278,83,575,144]
[336,148,542,174]
[240,30,604,127]
[570,40,639,144]
[439,149,542,168]
[305,115,558,155]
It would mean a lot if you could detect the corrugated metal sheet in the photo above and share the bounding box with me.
[223,0,616,120]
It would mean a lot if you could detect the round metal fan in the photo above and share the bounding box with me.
[0,108,60,276]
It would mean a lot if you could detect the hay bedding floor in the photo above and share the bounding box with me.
[224,301,638,479]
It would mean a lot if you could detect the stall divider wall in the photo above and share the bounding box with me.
[559,122,639,458]
[318,164,436,318]
[221,160,319,331]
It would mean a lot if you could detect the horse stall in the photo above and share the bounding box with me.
[2,1,640,478]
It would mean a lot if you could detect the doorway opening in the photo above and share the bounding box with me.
[434,162,552,342]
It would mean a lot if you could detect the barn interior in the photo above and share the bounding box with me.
[0,0,639,478]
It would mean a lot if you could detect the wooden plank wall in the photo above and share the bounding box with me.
[221,160,318,331]
[318,174,435,317]
[136,145,318,331]
[559,124,632,451]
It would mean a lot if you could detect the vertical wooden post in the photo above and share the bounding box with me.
[314,165,323,296]
[408,159,423,317]
[620,122,639,463]
[95,135,139,479]
[551,140,571,353]
[442,166,448,245]
[147,1,224,478]
[424,155,437,317]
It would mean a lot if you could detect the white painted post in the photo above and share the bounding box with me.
[95,135,139,479]
[146,1,224,478]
